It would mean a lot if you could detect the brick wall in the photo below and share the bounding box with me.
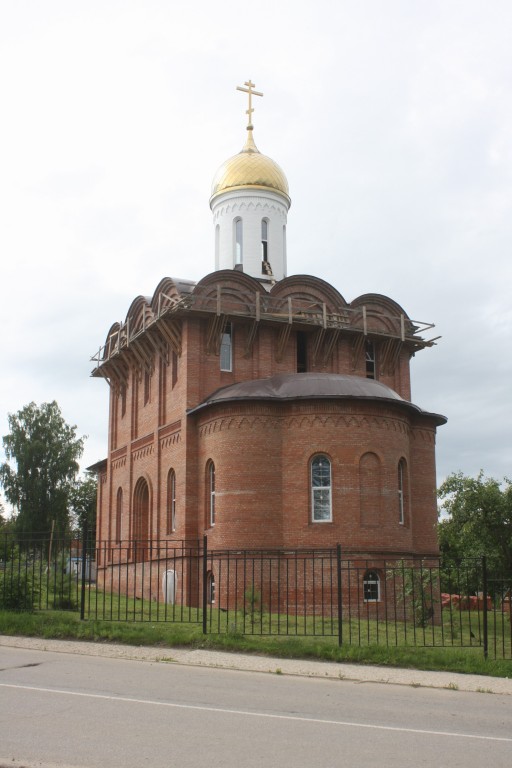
[95,273,443,567]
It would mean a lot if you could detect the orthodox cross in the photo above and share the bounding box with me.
[236,80,263,129]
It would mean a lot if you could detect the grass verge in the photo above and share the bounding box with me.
[1,609,511,678]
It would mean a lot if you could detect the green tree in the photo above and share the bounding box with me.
[0,499,14,537]
[438,471,512,575]
[69,473,97,538]
[0,401,85,543]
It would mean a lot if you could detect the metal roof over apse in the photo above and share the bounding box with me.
[188,372,448,425]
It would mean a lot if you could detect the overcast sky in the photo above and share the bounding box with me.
[1,0,511,506]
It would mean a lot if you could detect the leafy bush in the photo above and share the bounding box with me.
[0,568,39,610]
[51,574,78,610]
[388,561,438,628]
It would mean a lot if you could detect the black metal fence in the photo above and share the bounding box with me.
[1,533,511,659]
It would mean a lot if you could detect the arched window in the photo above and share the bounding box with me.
[220,323,232,371]
[144,370,151,405]
[297,331,307,373]
[207,460,216,527]
[167,469,176,534]
[311,454,332,522]
[133,477,150,558]
[234,218,243,264]
[111,388,118,450]
[363,570,381,602]
[115,487,122,543]
[207,571,215,604]
[365,340,376,379]
[171,350,178,388]
[398,458,408,525]
[261,218,269,262]
[215,224,220,267]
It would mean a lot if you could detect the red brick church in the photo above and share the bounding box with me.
[91,82,446,605]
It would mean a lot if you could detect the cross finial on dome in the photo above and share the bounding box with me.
[236,80,263,131]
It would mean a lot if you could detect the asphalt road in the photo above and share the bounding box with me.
[1,644,511,768]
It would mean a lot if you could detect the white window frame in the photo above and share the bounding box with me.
[311,454,332,522]
[398,459,405,525]
[363,570,381,602]
[234,218,243,264]
[220,323,232,372]
[167,469,176,533]
[261,218,269,263]
[208,461,216,527]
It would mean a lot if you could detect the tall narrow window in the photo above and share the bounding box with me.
[297,331,307,373]
[111,388,118,450]
[207,461,216,527]
[261,218,268,262]
[311,454,332,522]
[398,458,408,525]
[215,224,220,268]
[234,218,243,264]
[133,477,150,559]
[220,323,232,371]
[171,350,178,388]
[365,341,376,379]
[115,488,122,543]
[363,570,381,602]
[159,356,167,426]
[167,469,176,534]
[144,370,151,405]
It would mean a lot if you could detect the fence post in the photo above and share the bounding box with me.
[80,521,88,621]
[482,555,488,660]
[202,535,208,635]
[337,544,343,646]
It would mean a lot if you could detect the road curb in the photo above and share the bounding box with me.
[1,635,511,695]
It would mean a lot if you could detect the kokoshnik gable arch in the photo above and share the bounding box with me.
[90,80,446,604]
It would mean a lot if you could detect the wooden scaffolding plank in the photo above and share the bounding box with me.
[206,313,226,355]
[351,333,365,370]
[275,323,292,362]
[320,329,340,367]
[146,327,170,365]
[157,317,182,356]
[131,338,154,374]
[244,320,259,358]
[312,328,326,366]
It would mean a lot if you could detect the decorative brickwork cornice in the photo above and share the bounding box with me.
[160,432,181,450]
[131,432,155,451]
[197,407,411,438]
[111,446,128,461]
[158,420,181,438]
[112,456,127,471]
[131,443,154,463]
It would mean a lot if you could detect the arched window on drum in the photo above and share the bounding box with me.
[310,454,332,522]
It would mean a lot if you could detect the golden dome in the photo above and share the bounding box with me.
[210,129,290,205]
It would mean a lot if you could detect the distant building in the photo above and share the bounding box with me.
[91,82,446,605]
